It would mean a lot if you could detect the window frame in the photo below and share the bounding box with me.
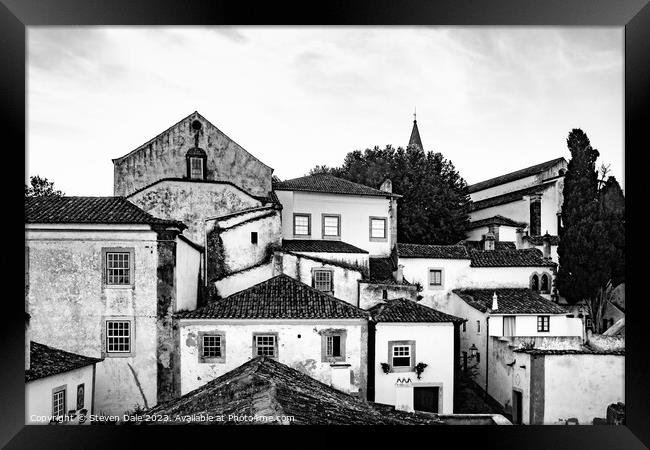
[428,267,444,290]
[312,268,334,294]
[198,331,226,363]
[321,329,347,363]
[540,273,551,294]
[537,315,550,332]
[101,247,135,288]
[369,216,388,242]
[189,156,204,180]
[252,332,279,358]
[102,317,134,357]
[293,213,312,237]
[388,340,416,372]
[52,385,67,418]
[321,214,342,240]
[76,383,85,411]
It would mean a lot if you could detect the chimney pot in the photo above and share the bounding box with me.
[515,227,525,249]
[394,264,404,284]
[492,292,499,311]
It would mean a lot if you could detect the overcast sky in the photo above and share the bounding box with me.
[27,26,624,195]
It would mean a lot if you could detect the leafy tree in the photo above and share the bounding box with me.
[25,175,64,198]
[310,145,470,244]
[556,130,625,328]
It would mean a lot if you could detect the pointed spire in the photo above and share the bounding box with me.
[408,109,423,150]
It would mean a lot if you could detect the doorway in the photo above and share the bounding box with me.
[414,387,439,413]
[512,390,523,424]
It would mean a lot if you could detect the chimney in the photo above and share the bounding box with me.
[394,264,404,284]
[515,227,525,249]
[394,378,414,412]
[488,224,500,242]
[529,194,542,236]
[542,231,552,259]
[272,252,283,276]
[484,231,495,251]
[380,179,392,193]
[491,292,499,311]
[330,363,352,393]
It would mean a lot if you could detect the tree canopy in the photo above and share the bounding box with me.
[310,145,470,244]
[556,129,625,309]
[25,175,64,198]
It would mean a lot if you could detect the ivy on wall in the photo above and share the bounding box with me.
[206,225,227,283]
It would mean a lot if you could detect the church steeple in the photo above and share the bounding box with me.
[408,109,423,150]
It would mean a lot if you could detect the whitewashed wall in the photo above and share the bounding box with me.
[176,237,201,311]
[466,225,519,243]
[276,190,394,256]
[26,365,95,424]
[489,315,583,337]
[179,319,367,396]
[373,323,455,413]
[213,262,274,299]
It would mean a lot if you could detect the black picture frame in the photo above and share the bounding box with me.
[4,0,648,448]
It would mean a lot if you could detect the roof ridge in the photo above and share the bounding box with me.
[468,157,566,192]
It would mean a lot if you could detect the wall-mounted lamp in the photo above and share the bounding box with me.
[469,344,478,359]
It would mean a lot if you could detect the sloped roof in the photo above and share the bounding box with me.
[397,243,470,259]
[177,274,368,320]
[468,157,566,193]
[470,181,555,212]
[146,356,445,425]
[370,299,465,323]
[26,342,102,382]
[524,235,560,246]
[25,196,186,229]
[469,248,555,267]
[282,239,368,254]
[467,215,527,230]
[462,241,517,251]
[408,119,423,149]
[273,174,400,198]
[453,288,567,314]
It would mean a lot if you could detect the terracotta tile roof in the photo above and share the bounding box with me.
[146,356,445,425]
[470,182,554,212]
[177,274,368,320]
[467,215,527,229]
[524,235,560,246]
[468,157,566,193]
[282,239,369,254]
[25,196,186,229]
[453,288,567,314]
[469,248,555,267]
[397,243,470,259]
[462,241,516,251]
[25,342,102,382]
[370,299,465,323]
[273,174,400,198]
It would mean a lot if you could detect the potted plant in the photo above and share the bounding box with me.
[380,362,391,374]
[415,362,428,379]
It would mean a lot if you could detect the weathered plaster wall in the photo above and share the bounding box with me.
[176,237,201,312]
[466,225,518,243]
[486,336,520,415]
[512,352,532,424]
[454,297,489,391]
[128,180,263,245]
[489,315,583,338]
[277,191,394,256]
[292,251,369,269]
[280,252,364,306]
[26,226,159,415]
[179,320,367,397]
[358,282,418,310]
[543,354,624,424]
[113,112,272,198]
[213,262,275,299]
[373,323,455,414]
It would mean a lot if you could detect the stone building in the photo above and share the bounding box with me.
[25,196,201,414]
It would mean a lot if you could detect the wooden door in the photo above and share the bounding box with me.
[512,390,523,424]
[414,387,439,413]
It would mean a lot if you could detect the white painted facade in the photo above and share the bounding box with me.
[26,365,95,424]
[276,190,394,256]
[176,237,202,311]
[373,322,455,414]
[178,319,367,396]
[489,315,583,338]
[466,225,519,243]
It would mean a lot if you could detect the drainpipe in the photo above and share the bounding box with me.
[485,316,490,401]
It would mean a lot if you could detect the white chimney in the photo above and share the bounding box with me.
[542,231,552,259]
[394,264,404,284]
[515,227,525,249]
[380,179,393,193]
[484,231,496,251]
[394,378,414,412]
[330,363,351,393]
[492,292,499,311]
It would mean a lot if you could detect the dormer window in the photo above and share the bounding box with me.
[185,148,207,180]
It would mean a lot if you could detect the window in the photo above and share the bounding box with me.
[537,316,550,332]
[313,269,333,293]
[190,157,203,179]
[585,316,593,330]
[52,387,66,418]
[251,232,258,245]
[103,248,134,286]
[477,320,481,333]
[76,384,85,410]
[106,320,131,353]
[293,214,311,236]
[322,214,341,238]
[203,335,221,357]
[530,274,539,291]
[462,322,466,332]
[540,274,550,293]
[388,340,415,372]
[503,316,516,337]
[382,289,388,300]
[198,332,225,363]
[321,330,347,362]
[369,217,387,241]
[428,268,443,288]
[254,334,277,358]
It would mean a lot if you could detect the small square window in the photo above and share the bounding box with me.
[293,214,311,236]
[254,334,277,357]
[537,315,550,332]
[313,270,333,293]
[370,217,387,240]
[392,345,412,367]
[429,269,443,287]
[106,320,131,353]
[388,340,415,372]
[251,232,258,244]
[202,335,222,358]
[322,215,341,238]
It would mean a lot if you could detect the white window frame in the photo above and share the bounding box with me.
[388,340,416,372]
[52,386,66,418]
[537,315,550,332]
[369,216,388,241]
[312,268,333,294]
[322,214,341,240]
[428,267,444,289]
[102,247,134,288]
[293,213,311,237]
[253,333,278,358]
[189,157,204,180]
[105,319,132,355]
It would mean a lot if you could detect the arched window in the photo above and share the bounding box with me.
[530,274,539,291]
[540,274,550,293]
[185,148,207,180]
